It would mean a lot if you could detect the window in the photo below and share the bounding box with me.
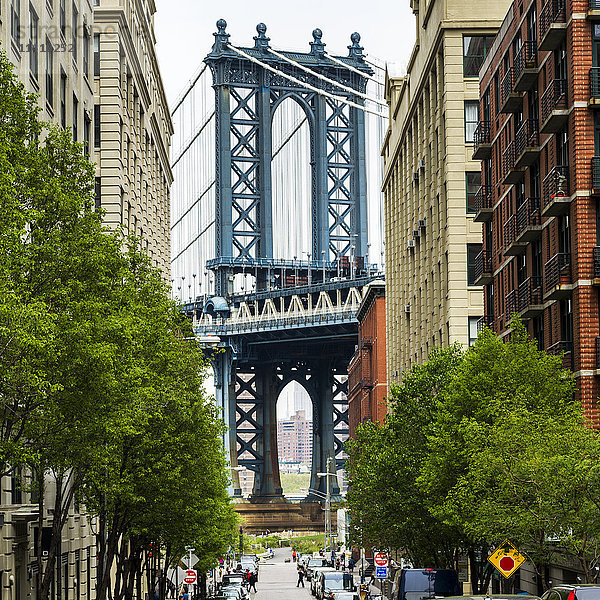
[84,112,91,156]
[94,105,101,148]
[59,0,65,38]
[11,467,22,504]
[72,94,78,142]
[463,35,495,77]
[467,243,482,285]
[82,27,89,76]
[464,101,479,143]
[93,34,100,76]
[46,38,53,108]
[29,5,38,78]
[94,177,101,212]
[11,0,21,45]
[72,4,78,64]
[466,172,481,213]
[60,71,66,129]
[468,317,480,346]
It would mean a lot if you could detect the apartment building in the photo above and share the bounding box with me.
[473,0,600,423]
[382,0,511,382]
[277,410,313,464]
[93,0,173,278]
[348,280,387,437]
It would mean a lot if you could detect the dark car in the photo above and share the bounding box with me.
[446,595,540,600]
[392,568,461,600]
[543,585,600,600]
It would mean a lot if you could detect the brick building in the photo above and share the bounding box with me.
[348,280,387,436]
[277,410,313,464]
[473,0,600,422]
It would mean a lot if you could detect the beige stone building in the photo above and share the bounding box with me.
[94,0,173,279]
[382,0,511,382]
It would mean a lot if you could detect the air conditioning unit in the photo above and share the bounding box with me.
[418,219,426,229]
[413,229,420,239]
[407,239,415,249]
[404,304,411,314]
[418,158,426,170]
[412,171,419,182]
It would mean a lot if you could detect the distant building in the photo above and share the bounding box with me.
[277,410,313,464]
[348,280,387,437]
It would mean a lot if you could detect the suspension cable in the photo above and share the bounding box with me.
[269,48,387,107]
[172,64,209,114]
[172,110,215,168]
[227,44,386,118]
[324,52,384,87]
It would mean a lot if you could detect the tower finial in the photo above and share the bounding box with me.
[310,28,326,58]
[210,19,230,55]
[348,32,365,61]
[254,23,270,52]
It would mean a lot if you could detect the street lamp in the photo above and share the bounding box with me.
[317,456,337,559]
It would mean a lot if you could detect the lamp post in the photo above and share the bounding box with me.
[317,456,336,559]
[321,250,326,283]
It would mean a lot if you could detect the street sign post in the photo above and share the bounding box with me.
[488,540,526,579]
[183,570,197,585]
[374,553,389,568]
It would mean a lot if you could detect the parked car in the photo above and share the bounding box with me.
[543,585,600,600]
[318,571,355,600]
[391,568,460,600]
[307,557,330,581]
[311,567,336,596]
[241,554,259,564]
[221,574,245,588]
[240,560,258,580]
[331,593,361,600]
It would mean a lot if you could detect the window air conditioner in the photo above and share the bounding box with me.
[418,158,426,170]
[407,239,415,249]
[404,304,411,314]
[418,219,426,229]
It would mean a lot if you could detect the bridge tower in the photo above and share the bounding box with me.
[200,21,377,504]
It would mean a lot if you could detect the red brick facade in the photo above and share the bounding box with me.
[348,281,388,437]
[475,0,600,423]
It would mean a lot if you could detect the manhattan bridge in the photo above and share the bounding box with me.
[170,20,387,528]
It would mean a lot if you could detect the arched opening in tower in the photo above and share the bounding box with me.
[276,381,313,498]
[271,98,312,263]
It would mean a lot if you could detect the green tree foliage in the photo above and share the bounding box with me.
[0,49,236,600]
[345,320,600,591]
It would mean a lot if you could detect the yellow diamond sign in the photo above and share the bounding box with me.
[487,540,526,579]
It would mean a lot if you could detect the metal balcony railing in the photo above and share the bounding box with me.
[474,185,492,212]
[473,120,490,145]
[502,141,516,180]
[516,197,542,237]
[544,252,571,293]
[515,118,540,159]
[501,67,516,107]
[540,0,567,40]
[506,289,518,316]
[514,41,538,85]
[591,68,600,102]
[542,165,569,210]
[595,246,600,278]
[547,340,574,370]
[517,276,543,313]
[503,214,517,250]
[592,157,600,192]
[477,315,494,332]
[474,250,492,281]
[541,79,567,124]
[591,0,600,10]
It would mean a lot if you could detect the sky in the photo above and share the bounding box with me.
[154,0,417,104]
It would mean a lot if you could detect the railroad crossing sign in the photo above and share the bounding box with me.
[488,540,526,579]
[374,553,389,568]
[183,570,197,585]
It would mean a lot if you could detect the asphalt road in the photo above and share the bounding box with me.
[254,548,310,600]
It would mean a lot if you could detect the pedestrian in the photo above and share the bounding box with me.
[292,550,296,562]
[248,572,257,593]
[335,558,340,570]
[348,557,355,573]
[297,565,305,588]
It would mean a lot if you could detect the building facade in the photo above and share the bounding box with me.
[474,0,600,423]
[93,0,173,278]
[277,410,314,464]
[382,0,511,383]
[348,280,388,437]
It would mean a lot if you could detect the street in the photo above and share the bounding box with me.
[253,548,312,600]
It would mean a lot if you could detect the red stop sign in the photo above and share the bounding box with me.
[184,570,197,584]
[499,556,515,573]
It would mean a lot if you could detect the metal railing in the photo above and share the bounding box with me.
[540,0,567,40]
[501,67,515,107]
[547,340,574,370]
[543,165,570,209]
[506,289,518,316]
[515,118,540,158]
[544,252,571,293]
[474,250,492,281]
[503,214,517,250]
[473,120,491,148]
[517,276,543,312]
[514,41,538,83]
[477,315,494,332]
[591,0,600,10]
[592,157,600,191]
[474,185,493,212]
[594,246,600,278]
[541,79,567,124]
[502,141,516,179]
[591,67,600,101]
[516,197,542,237]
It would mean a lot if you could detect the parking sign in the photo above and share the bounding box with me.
[376,566,388,579]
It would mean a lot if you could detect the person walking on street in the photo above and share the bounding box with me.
[248,572,257,593]
[348,557,355,574]
[297,566,305,588]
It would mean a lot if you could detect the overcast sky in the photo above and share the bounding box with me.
[154,0,416,104]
